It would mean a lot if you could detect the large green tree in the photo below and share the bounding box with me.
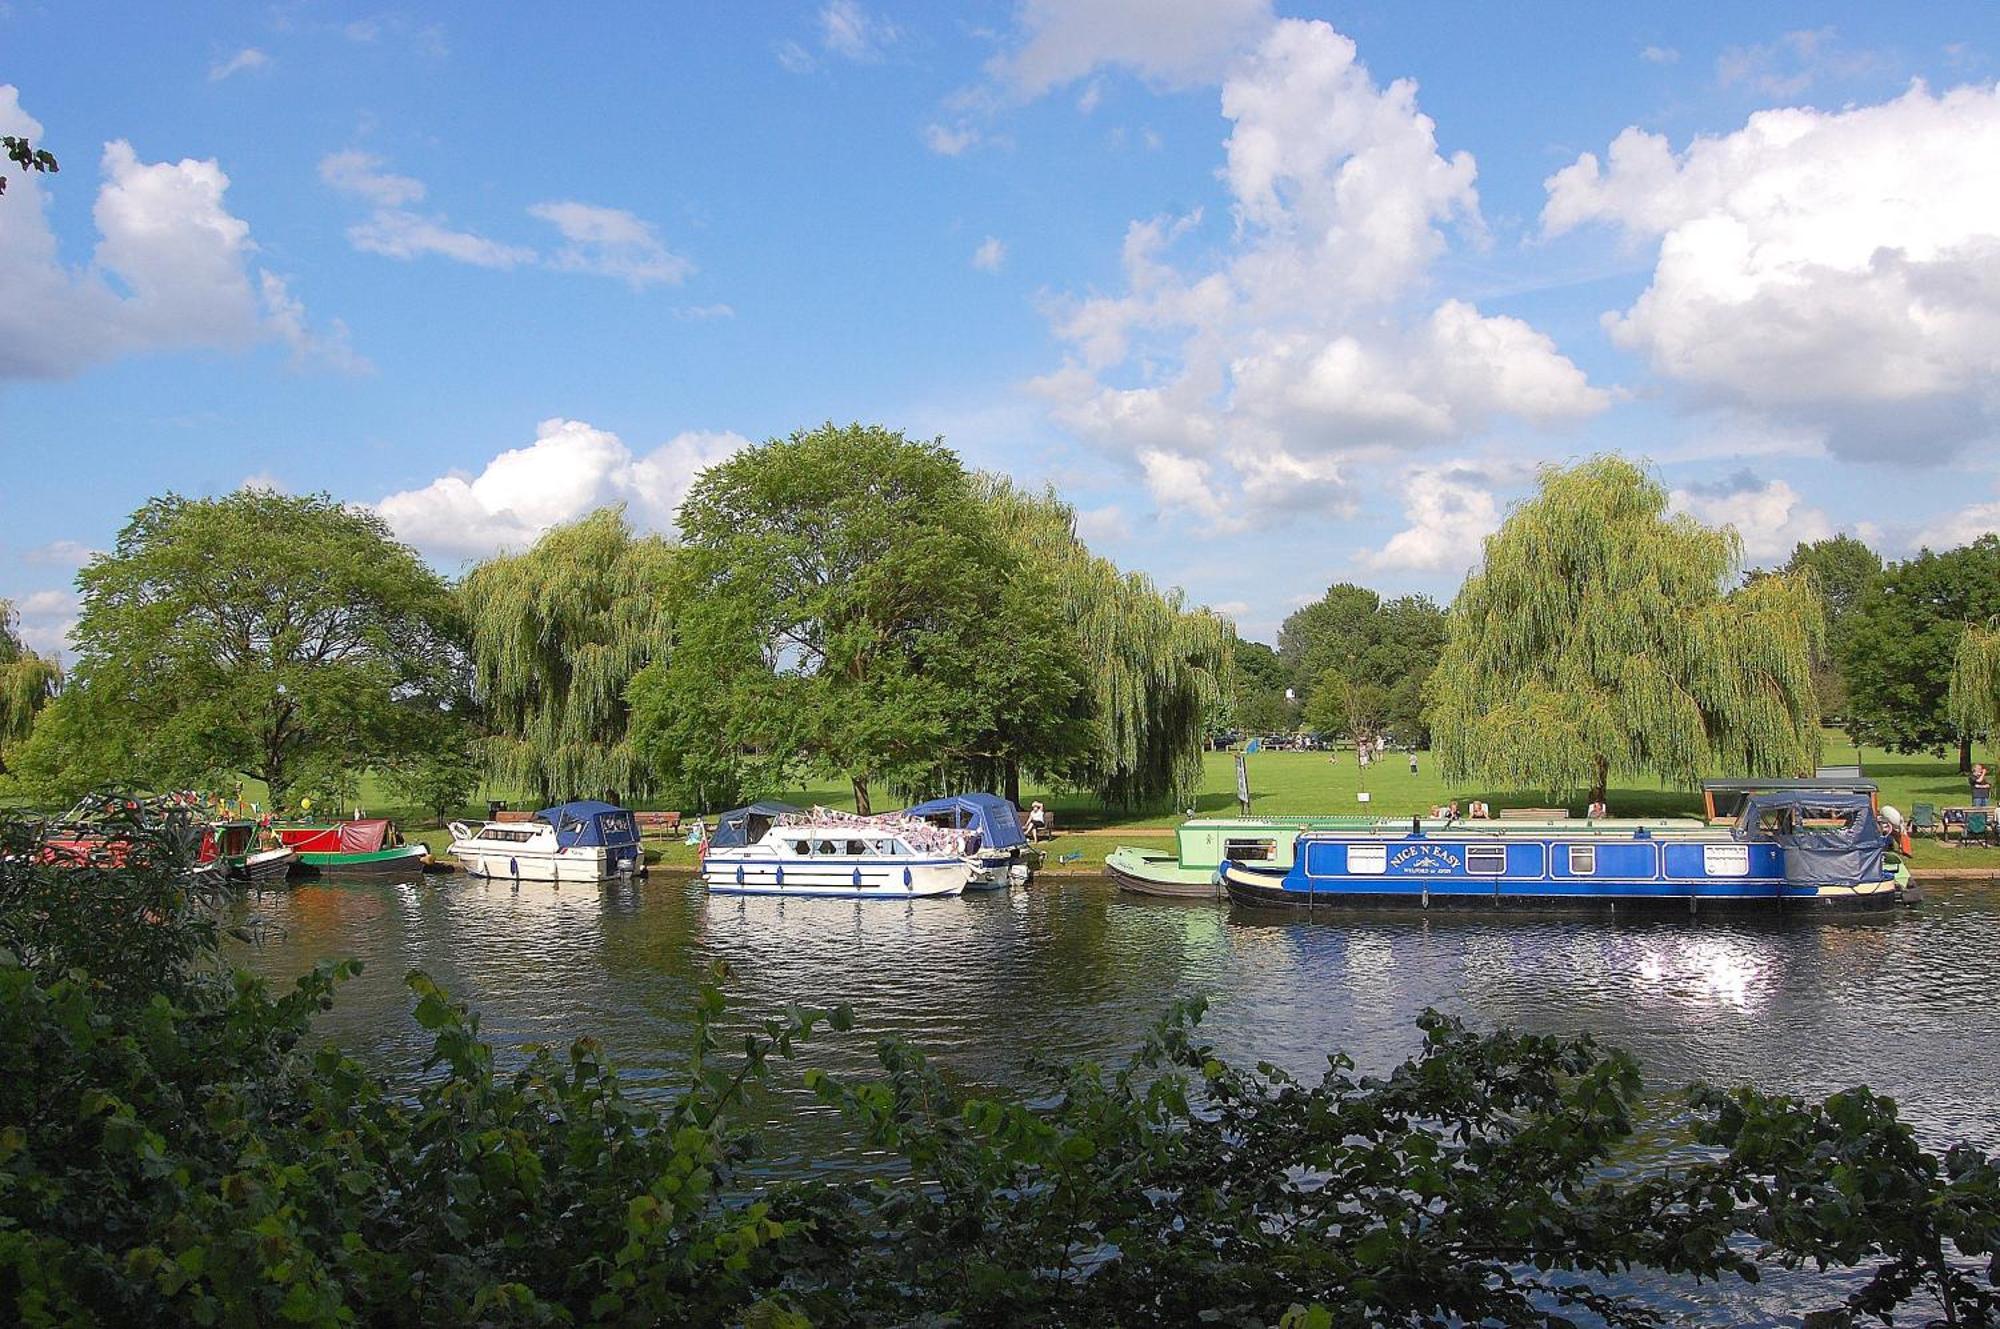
[1951,619,2000,760]
[1303,667,1390,747]
[1427,456,1824,805]
[1779,534,1883,726]
[645,425,1080,814]
[1279,583,1381,693]
[12,491,459,807]
[1279,585,1445,744]
[0,600,61,774]
[461,508,674,805]
[980,479,1234,811]
[1226,638,1293,737]
[1843,536,2000,772]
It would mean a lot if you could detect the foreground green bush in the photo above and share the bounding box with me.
[3,805,1998,1327]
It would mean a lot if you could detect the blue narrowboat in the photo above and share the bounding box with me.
[1219,790,1912,914]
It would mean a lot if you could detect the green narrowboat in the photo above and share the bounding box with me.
[275,819,430,876]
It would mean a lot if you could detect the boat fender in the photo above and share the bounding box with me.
[509,857,519,879]
[735,863,744,886]
[903,866,913,891]
[853,867,863,888]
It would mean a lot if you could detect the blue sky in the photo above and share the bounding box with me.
[5,1,1999,655]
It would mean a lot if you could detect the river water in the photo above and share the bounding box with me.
[231,870,2000,1322]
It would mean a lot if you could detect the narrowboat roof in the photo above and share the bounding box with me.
[1701,777,1878,793]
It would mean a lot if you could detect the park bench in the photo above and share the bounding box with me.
[1497,807,1568,820]
[634,811,682,835]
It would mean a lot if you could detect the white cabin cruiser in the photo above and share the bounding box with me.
[700,803,972,898]
[901,792,1035,890]
[448,800,644,882]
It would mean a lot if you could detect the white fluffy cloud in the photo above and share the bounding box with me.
[819,0,897,62]
[0,88,352,379]
[970,236,1006,272]
[528,201,692,288]
[1030,21,1606,527]
[1668,473,1835,564]
[924,123,981,156]
[208,48,270,82]
[375,418,751,559]
[322,151,691,287]
[7,587,79,657]
[1363,462,1517,573]
[1074,503,1132,544]
[21,540,100,567]
[989,0,1274,96]
[1545,82,2000,460]
[322,151,534,268]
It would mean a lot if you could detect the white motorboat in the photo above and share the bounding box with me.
[701,804,972,898]
[901,793,1034,890]
[448,800,644,882]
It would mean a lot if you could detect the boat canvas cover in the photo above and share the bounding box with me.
[1733,791,1884,886]
[276,821,393,853]
[708,801,803,849]
[538,801,641,849]
[901,793,1027,851]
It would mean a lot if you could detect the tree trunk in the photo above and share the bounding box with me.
[1591,754,1609,809]
[1962,734,1974,775]
[852,774,871,816]
[1005,761,1021,808]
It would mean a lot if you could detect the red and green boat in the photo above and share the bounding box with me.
[275,819,429,876]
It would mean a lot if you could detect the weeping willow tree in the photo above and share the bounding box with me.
[0,599,61,773]
[461,508,675,804]
[979,478,1234,812]
[1950,620,2000,752]
[1427,456,1824,805]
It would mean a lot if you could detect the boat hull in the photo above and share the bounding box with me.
[453,846,638,882]
[1219,861,1908,913]
[230,847,297,885]
[290,844,432,877]
[702,854,967,898]
[1105,849,1222,898]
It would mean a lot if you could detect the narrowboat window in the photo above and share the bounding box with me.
[1568,844,1596,875]
[1224,837,1278,861]
[1703,844,1750,877]
[1467,845,1507,875]
[845,839,866,855]
[1347,844,1387,875]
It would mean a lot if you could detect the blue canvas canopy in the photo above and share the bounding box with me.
[708,801,802,850]
[901,793,1027,851]
[1732,790,1885,887]
[538,800,641,850]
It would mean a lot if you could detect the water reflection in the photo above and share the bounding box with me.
[230,873,2000,1153]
